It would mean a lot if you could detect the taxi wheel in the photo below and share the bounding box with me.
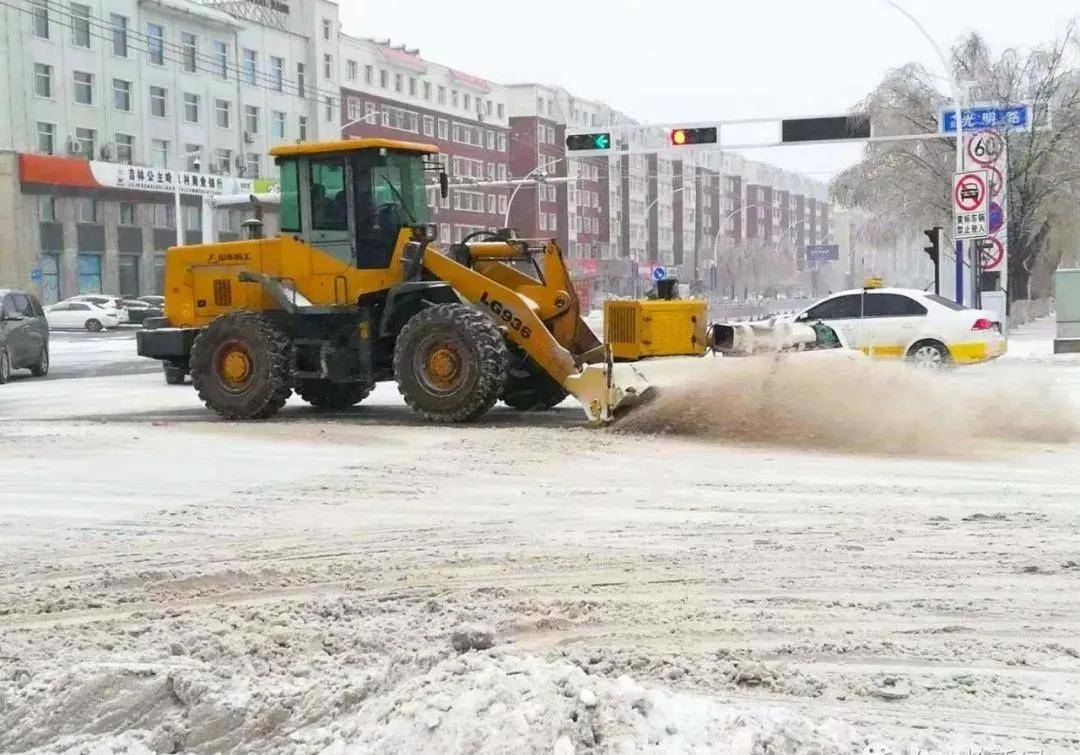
[907,340,952,370]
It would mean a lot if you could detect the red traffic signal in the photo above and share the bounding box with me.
[669,127,717,146]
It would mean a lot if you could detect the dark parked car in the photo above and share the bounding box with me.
[122,299,164,325]
[0,288,50,383]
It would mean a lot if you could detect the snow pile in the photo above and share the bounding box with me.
[615,353,1077,453]
[289,653,867,754]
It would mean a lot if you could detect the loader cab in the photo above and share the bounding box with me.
[271,138,442,271]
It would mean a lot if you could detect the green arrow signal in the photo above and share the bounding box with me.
[593,133,611,149]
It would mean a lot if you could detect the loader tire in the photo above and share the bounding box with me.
[297,379,372,410]
[394,303,508,423]
[190,312,292,420]
[501,347,568,411]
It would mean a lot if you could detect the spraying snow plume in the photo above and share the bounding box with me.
[614,354,1077,454]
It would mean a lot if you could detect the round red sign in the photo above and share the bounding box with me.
[954,173,986,212]
[978,236,1004,270]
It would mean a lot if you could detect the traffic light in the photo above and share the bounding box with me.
[669,127,717,146]
[565,132,612,151]
[923,226,943,295]
[923,227,941,262]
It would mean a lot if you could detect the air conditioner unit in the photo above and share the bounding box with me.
[66,138,81,155]
[243,130,255,144]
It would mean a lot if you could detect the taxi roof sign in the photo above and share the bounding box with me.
[863,277,885,289]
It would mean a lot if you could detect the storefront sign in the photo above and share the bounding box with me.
[19,154,252,197]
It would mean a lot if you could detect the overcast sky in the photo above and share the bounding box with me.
[339,0,1074,178]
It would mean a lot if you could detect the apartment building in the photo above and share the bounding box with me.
[337,35,512,246]
[0,0,341,300]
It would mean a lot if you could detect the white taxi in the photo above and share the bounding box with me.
[791,284,1006,367]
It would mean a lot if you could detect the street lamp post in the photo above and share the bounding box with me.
[341,110,382,136]
[175,147,203,247]
[503,157,569,228]
[886,0,967,301]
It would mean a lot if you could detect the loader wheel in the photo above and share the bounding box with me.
[394,303,508,423]
[297,379,372,410]
[501,347,568,411]
[190,312,292,420]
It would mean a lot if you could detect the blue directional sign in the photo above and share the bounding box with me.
[29,268,43,282]
[940,105,1031,134]
[652,266,667,281]
[805,244,839,263]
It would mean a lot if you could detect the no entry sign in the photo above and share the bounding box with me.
[953,170,989,239]
[977,236,1004,270]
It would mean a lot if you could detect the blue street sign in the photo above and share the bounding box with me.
[29,268,43,282]
[652,266,667,281]
[940,105,1031,134]
[805,244,839,263]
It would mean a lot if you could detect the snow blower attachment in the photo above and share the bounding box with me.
[137,137,662,425]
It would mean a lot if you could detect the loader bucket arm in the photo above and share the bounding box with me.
[421,246,650,423]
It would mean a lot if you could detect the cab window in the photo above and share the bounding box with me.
[864,293,928,317]
[804,294,862,320]
[0,295,15,318]
[279,159,301,233]
[310,158,348,231]
[11,293,35,317]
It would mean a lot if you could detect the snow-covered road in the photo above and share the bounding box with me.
[1,320,1078,754]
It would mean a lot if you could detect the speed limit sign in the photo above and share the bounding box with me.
[968,130,1003,166]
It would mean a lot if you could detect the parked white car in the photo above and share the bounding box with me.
[64,295,130,323]
[45,301,121,332]
[791,285,1006,367]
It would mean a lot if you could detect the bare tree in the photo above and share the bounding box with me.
[832,25,1080,299]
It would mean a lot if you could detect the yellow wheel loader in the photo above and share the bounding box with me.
[137,137,669,424]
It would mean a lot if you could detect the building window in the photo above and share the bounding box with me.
[272,111,286,139]
[539,212,547,231]
[73,71,93,105]
[244,105,259,134]
[497,164,507,181]
[181,32,197,72]
[151,139,168,168]
[346,96,360,120]
[381,105,418,133]
[438,86,446,105]
[408,77,417,97]
[213,41,229,79]
[40,196,56,222]
[464,93,471,111]
[324,96,333,122]
[70,3,90,48]
[296,63,306,96]
[379,69,388,88]
[497,133,507,152]
[452,89,459,107]
[73,128,95,157]
[245,152,260,178]
[111,14,128,57]
[36,122,55,154]
[423,82,432,100]
[119,202,136,225]
[33,63,52,98]
[487,195,496,214]
[184,144,201,170]
[364,101,377,118]
[242,49,257,85]
[112,79,131,111]
[498,195,508,215]
[323,54,332,79]
[147,23,164,65]
[154,204,174,228]
[31,0,48,39]
[115,133,134,164]
[298,116,307,141]
[486,130,495,150]
[184,93,200,123]
[322,18,331,40]
[270,56,284,91]
[437,118,448,140]
[364,65,373,84]
[422,115,434,137]
[216,148,232,175]
[118,255,139,297]
[215,99,230,128]
[497,103,505,120]
[150,86,167,118]
[77,198,98,223]
[347,60,357,80]
[77,254,102,294]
